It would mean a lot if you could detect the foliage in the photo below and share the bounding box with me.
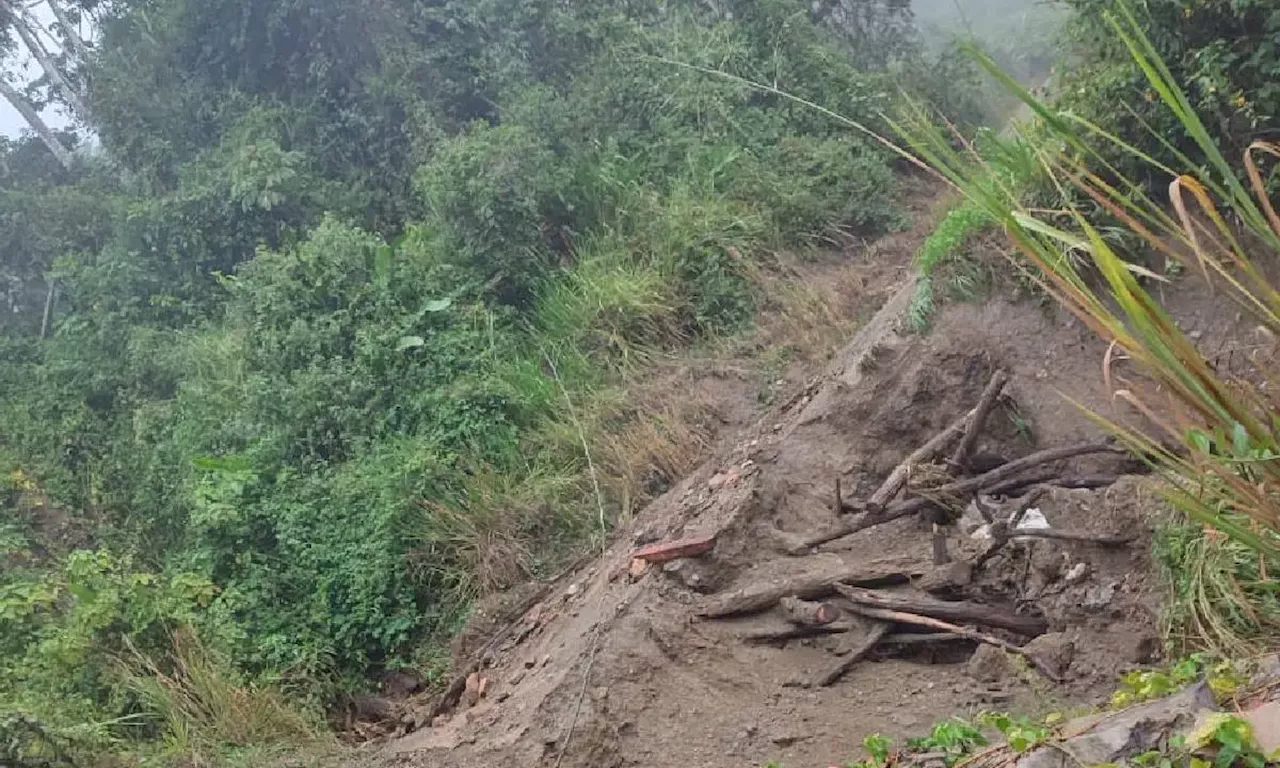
[1055,0,1280,192]
[1155,524,1280,656]
[119,628,322,758]
[896,0,1280,659]
[0,0,1003,758]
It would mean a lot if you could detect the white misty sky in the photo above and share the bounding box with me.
[0,2,76,138]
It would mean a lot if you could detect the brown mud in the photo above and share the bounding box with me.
[350,192,1247,768]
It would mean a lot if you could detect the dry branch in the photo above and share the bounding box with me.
[881,632,974,646]
[866,418,968,512]
[814,621,891,687]
[950,370,1009,472]
[867,370,1008,513]
[697,560,919,618]
[1012,529,1137,547]
[834,586,1047,636]
[742,621,856,643]
[801,442,1121,550]
[780,596,840,626]
[831,587,1063,682]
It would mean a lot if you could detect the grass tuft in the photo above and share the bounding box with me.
[119,628,322,759]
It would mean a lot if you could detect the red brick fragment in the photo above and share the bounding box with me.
[631,533,716,564]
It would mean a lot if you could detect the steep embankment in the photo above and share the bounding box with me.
[353,194,1250,768]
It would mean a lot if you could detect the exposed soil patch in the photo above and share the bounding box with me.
[353,198,1203,768]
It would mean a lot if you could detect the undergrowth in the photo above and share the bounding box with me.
[764,658,1262,768]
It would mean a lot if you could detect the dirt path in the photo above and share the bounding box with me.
[357,193,1185,768]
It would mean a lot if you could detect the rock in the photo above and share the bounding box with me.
[1127,634,1162,665]
[463,672,484,707]
[966,645,1015,684]
[662,558,708,592]
[1063,562,1089,585]
[1081,582,1117,610]
[508,669,525,686]
[566,583,581,597]
[629,557,649,581]
[1023,632,1075,679]
[1242,700,1280,760]
[539,654,551,668]
[632,532,717,563]
[915,561,974,596]
[1016,682,1218,768]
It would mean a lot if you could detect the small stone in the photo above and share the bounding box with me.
[523,657,536,669]
[966,644,1015,684]
[629,557,649,581]
[566,583,581,597]
[463,672,483,707]
[508,669,525,686]
[1242,700,1280,760]
[1128,634,1162,665]
[772,733,801,747]
[708,473,729,490]
[496,691,511,703]
[539,654,551,668]
[772,423,783,432]
[1064,562,1089,584]
[1082,582,1117,610]
[1188,329,1204,340]
[1024,632,1075,679]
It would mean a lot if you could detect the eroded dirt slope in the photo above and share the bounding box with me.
[358,234,1187,768]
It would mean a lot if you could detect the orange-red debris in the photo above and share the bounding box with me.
[631,533,716,564]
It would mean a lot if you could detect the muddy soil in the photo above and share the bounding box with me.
[353,200,1245,768]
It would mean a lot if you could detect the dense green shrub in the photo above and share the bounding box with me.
[1056,0,1280,190]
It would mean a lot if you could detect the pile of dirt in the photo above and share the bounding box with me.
[355,255,1185,768]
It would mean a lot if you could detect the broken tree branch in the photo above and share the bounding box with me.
[1011,529,1137,547]
[742,620,856,643]
[881,632,974,646]
[867,369,1009,513]
[831,588,1063,682]
[697,559,919,618]
[801,441,1121,550]
[780,596,840,626]
[950,370,1009,472]
[833,586,1047,636]
[814,621,891,687]
[866,417,968,513]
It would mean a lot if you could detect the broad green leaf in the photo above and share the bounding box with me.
[396,335,426,350]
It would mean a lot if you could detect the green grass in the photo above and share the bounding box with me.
[908,201,991,332]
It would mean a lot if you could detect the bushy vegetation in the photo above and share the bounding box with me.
[0,0,1002,760]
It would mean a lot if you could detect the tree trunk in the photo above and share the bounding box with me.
[4,4,90,122]
[0,78,72,169]
[45,0,91,65]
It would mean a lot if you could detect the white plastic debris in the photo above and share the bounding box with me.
[1012,508,1050,532]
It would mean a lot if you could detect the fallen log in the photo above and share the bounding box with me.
[696,559,919,618]
[831,587,1064,683]
[780,596,840,626]
[834,586,1047,636]
[801,442,1121,550]
[814,621,891,687]
[742,621,856,643]
[950,370,1009,472]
